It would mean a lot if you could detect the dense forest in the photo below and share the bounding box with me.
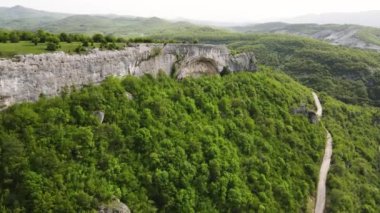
[1,68,379,212]
[1,71,327,212]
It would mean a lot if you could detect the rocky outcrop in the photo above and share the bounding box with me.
[99,198,130,213]
[292,104,319,124]
[0,44,256,107]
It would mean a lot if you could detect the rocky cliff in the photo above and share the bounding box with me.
[0,44,256,108]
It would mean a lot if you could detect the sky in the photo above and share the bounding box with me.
[1,0,380,23]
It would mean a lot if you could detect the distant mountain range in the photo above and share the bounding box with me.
[1,5,380,51]
[283,11,380,28]
[0,5,230,36]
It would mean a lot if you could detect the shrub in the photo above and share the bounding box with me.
[46,42,60,51]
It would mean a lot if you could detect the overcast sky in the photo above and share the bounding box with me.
[1,0,380,23]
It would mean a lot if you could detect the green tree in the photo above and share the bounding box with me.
[92,34,105,43]
[9,32,20,43]
[59,32,69,42]
[0,32,8,43]
[105,34,116,43]
[31,36,39,46]
[46,42,59,51]
[36,29,47,43]
[47,35,60,44]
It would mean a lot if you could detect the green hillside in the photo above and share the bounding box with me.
[41,15,229,36]
[0,71,327,212]
[321,94,380,212]
[227,34,380,106]
[1,71,378,212]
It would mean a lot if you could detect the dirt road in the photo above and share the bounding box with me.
[313,92,333,213]
[315,131,333,213]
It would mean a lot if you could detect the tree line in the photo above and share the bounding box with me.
[0,29,178,52]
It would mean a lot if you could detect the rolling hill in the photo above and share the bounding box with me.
[1,5,380,51]
[42,15,229,36]
[0,5,69,30]
[0,6,230,36]
[0,5,68,20]
[232,22,380,51]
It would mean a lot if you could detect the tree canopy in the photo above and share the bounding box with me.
[0,70,328,212]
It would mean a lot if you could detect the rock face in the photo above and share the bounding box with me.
[0,44,256,107]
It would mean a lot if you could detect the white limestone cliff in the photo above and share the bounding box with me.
[0,44,256,108]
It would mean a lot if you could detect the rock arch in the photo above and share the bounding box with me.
[177,57,220,79]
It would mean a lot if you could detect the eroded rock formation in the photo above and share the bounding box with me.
[0,44,255,107]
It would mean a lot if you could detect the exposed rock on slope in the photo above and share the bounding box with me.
[0,44,256,107]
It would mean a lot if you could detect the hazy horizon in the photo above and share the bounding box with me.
[1,0,380,24]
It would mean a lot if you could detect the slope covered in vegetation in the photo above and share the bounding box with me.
[321,94,380,212]
[0,71,326,212]
[227,34,380,106]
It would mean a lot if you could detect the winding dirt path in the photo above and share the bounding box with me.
[312,92,323,117]
[313,92,333,213]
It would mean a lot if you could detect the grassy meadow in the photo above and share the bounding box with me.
[0,41,127,58]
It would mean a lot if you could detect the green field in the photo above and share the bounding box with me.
[0,41,127,58]
[0,41,76,57]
